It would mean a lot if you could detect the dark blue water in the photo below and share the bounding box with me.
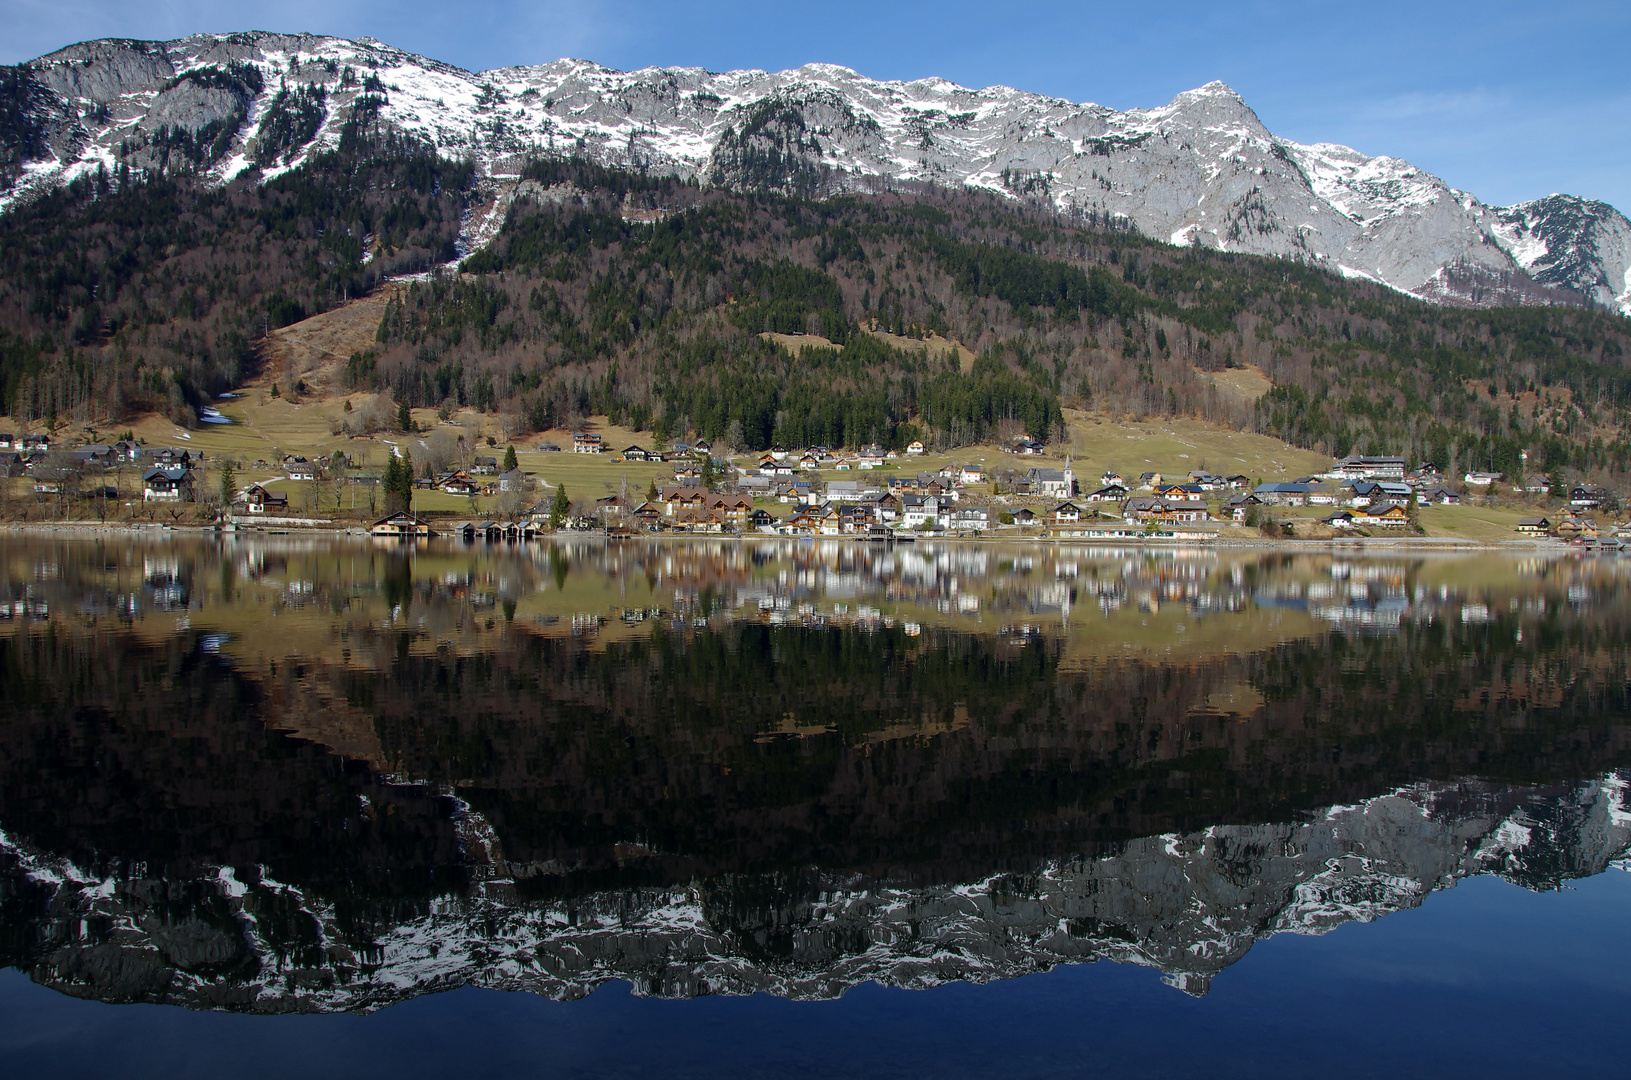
[6,540,1631,1077]
[5,870,1627,1079]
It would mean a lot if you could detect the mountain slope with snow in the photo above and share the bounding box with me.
[4,31,1629,315]
[5,773,1627,1010]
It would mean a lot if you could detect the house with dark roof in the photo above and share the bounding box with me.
[1253,482,1316,506]
[1329,455,1407,480]
[1569,485,1609,511]
[1027,467,1074,499]
[1357,502,1410,527]
[370,512,432,537]
[438,470,478,495]
[1086,482,1129,503]
[142,467,193,501]
[1122,495,1165,521]
[1165,500,1213,522]
[238,484,287,514]
[659,485,709,515]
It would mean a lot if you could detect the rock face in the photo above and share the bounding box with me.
[1489,195,1631,313]
[3,31,1629,315]
[137,80,247,138]
[4,773,1628,1012]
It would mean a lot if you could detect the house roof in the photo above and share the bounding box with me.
[659,485,708,499]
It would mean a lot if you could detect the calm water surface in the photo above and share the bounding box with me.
[1,536,1629,1077]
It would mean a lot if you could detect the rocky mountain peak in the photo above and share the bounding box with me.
[2,31,1627,315]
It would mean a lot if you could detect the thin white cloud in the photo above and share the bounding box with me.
[1357,89,1506,121]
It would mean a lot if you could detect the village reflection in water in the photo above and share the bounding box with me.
[12,533,1623,648]
[1,536,1630,1013]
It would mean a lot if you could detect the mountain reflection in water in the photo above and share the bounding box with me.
[1,536,1629,1013]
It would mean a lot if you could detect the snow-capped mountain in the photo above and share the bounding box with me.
[5,31,1630,315]
[5,774,1628,1011]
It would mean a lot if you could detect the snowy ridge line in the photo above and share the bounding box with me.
[3,772,1628,1011]
[3,32,1629,314]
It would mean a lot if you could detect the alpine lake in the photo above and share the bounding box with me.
[2,534,1629,1079]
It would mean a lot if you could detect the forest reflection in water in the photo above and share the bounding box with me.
[1,535,1630,1013]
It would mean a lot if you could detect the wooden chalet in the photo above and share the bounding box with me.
[239,484,288,514]
[1357,502,1410,527]
[370,512,432,538]
[438,470,478,495]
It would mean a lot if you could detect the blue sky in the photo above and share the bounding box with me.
[5,0,1628,211]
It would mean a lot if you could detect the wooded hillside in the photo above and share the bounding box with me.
[5,140,1631,484]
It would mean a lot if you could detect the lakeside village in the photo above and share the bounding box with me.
[1,424,1625,547]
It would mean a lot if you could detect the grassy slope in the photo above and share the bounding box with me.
[0,294,1595,534]
[0,393,1589,535]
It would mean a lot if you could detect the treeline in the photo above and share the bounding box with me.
[374,180,1081,449]
[0,127,474,426]
[5,144,1631,476]
[372,162,1631,467]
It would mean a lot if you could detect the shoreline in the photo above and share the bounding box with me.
[0,519,1575,553]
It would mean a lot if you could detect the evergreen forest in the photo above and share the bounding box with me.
[4,124,1631,482]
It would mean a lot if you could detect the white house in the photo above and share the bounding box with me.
[900,495,938,529]
[143,467,192,501]
[1328,456,1406,481]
